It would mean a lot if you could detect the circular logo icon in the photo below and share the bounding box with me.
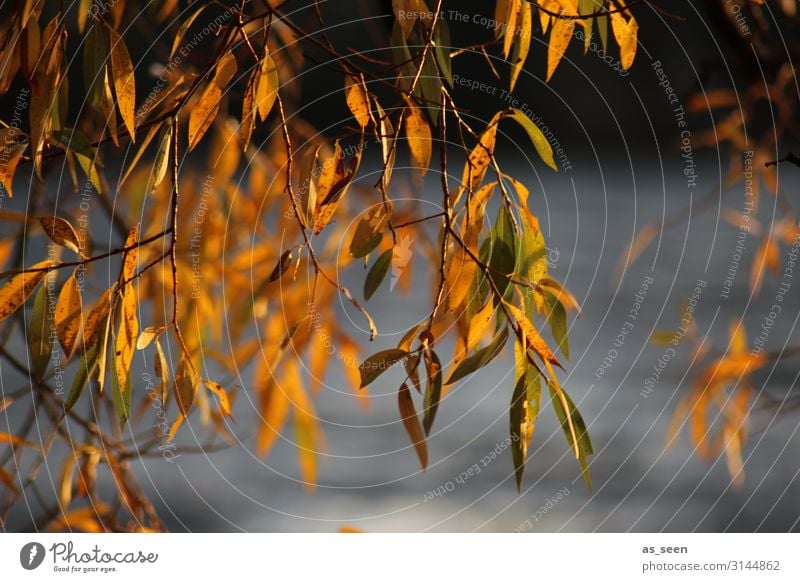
[19,542,46,570]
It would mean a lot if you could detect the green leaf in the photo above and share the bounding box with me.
[65,342,100,412]
[544,290,570,359]
[28,280,53,382]
[488,205,517,302]
[170,4,208,58]
[174,358,197,418]
[350,210,385,259]
[110,358,132,424]
[517,210,547,287]
[51,128,95,159]
[392,22,441,125]
[83,24,107,110]
[391,21,415,80]
[434,19,453,87]
[405,353,422,393]
[152,122,172,188]
[446,327,509,384]
[51,128,102,192]
[359,348,409,388]
[422,350,442,435]
[364,248,392,300]
[269,249,293,283]
[597,1,609,52]
[510,375,527,491]
[510,351,542,491]
[579,0,595,45]
[548,382,593,490]
[504,108,557,171]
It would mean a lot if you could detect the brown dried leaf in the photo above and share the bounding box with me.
[39,216,86,258]
[398,382,428,470]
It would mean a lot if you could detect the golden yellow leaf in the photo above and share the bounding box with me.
[505,302,562,369]
[135,326,161,351]
[121,225,139,281]
[286,359,319,490]
[447,183,495,310]
[611,12,638,70]
[538,276,581,312]
[240,68,257,149]
[188,84,221,151]
[256,374,290,457]
[114,227,139,419]
[188,53,237,151]
[101,65,119,146]
[152,122,172,187]
[174,358,197,418]
[502,0,522,59]
[214,51,238,88]
[94,304,113,394]
[494,0,511,38]
[509,2,532,91]
[0,260,53,322]
[59,453,77,507]
[403,97,431,175]
[255,52,278,122]
[153,335,169,404]
[119,123,161,187]
[109,28,136,141]
[375,99,396,190]
[312,142,360,235]
[467,299,496,351]
[203,379,233,418]
[55,270,83,359]
[345,75,370,129]
[0,132,28,198]
[308,328,331,393]
[458,112,502,202]
[339,335,369,409]
[547,17,575,82]
[76,448,100,499]
[539,0,561,32]
[82,287,113,347]
[729,320,747,357]
[39,216,86,258]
